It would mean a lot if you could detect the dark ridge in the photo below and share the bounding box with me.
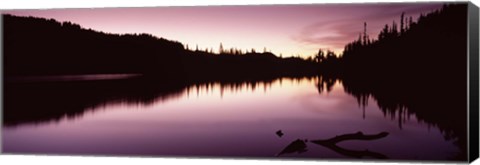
[3,14,318,80]
[3,14,184,76]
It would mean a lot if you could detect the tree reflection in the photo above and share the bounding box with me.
[315,75,466,160]
[3,75,309,127]
[4,74,467,160]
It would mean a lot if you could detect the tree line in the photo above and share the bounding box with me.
[3,14,318,82]
[313,4,468,160]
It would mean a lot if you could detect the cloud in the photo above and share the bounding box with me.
[292,20,362,52]
[291,3,443,54]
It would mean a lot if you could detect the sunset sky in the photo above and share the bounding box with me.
[4,3,443,58]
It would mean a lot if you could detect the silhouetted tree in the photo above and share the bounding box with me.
[363,22,368,45]
[379,24,389,40]
[219,43,224,54]
[315,49,326,63]
[400,12,405,35]
[391,21,398,37]
[409,16,413,27]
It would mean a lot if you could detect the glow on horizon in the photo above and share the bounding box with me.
[3,3,443,58]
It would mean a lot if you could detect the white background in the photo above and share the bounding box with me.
[0,0,479,165]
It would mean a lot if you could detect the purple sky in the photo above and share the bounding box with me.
[4,3,443,57]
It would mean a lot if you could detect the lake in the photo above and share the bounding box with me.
[2,76,463,160]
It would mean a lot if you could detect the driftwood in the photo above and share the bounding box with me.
[276,139,308,156]
[311,131,389,144]
[276,130,284,137]
[311,131,389,159]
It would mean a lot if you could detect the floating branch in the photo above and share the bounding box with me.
[311,131,389,159]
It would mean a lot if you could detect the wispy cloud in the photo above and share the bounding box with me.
[292,3,442,54]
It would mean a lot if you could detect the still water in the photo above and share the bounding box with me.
[2,77,461,160]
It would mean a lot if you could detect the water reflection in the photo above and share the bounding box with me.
[4,76,315,126]
[316,75,467,160]
[4,76,190,126]
[3,75,466,160]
